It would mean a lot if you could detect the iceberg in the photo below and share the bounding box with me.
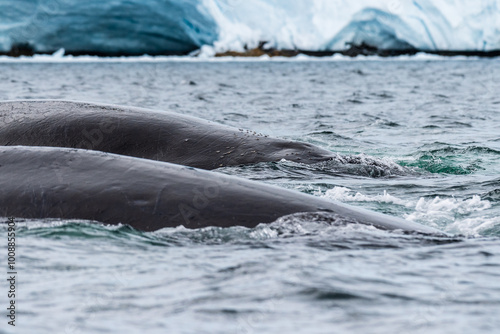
[203,0,500,54]
[0,0,499,56]
[0,0,218,55]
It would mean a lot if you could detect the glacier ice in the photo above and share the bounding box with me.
[0,0,218,55]
[0,0,499,55]
[204,0,500,53]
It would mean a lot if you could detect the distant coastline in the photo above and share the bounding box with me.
[2,42,500,58]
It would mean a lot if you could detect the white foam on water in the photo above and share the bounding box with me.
[323,187,496,236]
[249,225,279,239]
[406,195,494,236]
[324,187,410,206]
[446,216,499,236]
[411,195,492,217]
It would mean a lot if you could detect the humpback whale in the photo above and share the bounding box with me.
[0,100,335,169]
[0,146,440,234]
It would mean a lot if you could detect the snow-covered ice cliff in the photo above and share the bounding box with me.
[1,0,499,56]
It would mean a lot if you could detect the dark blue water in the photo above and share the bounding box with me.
[1,57,499,333]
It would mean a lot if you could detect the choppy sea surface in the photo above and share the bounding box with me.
[1,57,499,333]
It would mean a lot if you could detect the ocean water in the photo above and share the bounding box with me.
[1,57,499,333]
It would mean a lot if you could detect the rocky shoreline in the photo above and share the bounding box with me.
[2,42,500,58]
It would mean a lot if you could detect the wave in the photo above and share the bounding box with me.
[399,144,500,175]
[6,215,459,250]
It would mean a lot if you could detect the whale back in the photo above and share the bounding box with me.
[0,100,335,169]
[0,146,440,234]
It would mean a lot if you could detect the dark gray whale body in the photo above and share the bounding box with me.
[0,146,440,234]
[0,100,441,234]
[0,100,336,169]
